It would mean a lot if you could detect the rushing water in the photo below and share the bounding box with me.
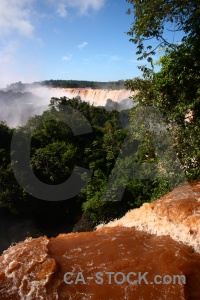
[0,181,200,299]
[0,228,200,299]
[0,86,136,127]
[57,88,137,107]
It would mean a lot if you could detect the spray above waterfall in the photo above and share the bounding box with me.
[0,82,137,128]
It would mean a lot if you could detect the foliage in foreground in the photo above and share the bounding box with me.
[125,0,200,181]
[0,92,186,234]
[0,0,199,235]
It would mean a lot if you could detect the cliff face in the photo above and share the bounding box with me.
[0,181,200,299]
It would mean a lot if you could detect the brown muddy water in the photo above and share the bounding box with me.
[0,181,200,299]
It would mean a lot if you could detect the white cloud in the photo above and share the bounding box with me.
[78,42,88,49]
[54,0,106,17]
[0,0,34,37]
[62,54,72,61]
[57,3,68,17]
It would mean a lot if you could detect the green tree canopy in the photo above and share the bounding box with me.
[126,0,200,59]
[125,0,200,181]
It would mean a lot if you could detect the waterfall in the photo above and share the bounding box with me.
[53,87,137,107]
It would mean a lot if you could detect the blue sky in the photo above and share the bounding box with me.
[0,0,183,88]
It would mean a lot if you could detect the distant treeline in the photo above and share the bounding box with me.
[5,80,127,92]
[39,79,126,90]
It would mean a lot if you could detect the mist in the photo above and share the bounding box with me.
[0,84,71,128]
[0,82,135,128]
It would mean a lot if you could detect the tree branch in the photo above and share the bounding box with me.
[158,35,177,49]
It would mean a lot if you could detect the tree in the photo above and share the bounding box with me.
[126,0,200,59]
[31,141,77,184]
[125,0,200,181]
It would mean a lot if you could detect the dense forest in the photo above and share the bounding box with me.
[0,0,199,252]
[6,79,126,91]
[40,79,126,89]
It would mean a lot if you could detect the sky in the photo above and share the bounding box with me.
[0,0,183,88]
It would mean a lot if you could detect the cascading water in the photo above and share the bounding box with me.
[56,88,137,107]
[0,181,200,299]
[0,86,137,127]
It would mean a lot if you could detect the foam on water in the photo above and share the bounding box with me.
[0,181,200,299]
[97,181,200,253]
